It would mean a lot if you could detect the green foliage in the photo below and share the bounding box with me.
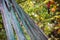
[17,0,60,39]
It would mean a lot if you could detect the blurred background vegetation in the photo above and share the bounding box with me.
[0,0,60,40]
